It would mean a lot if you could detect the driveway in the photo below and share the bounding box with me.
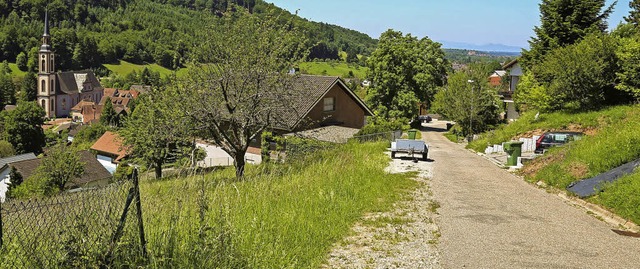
[425,121,640,268]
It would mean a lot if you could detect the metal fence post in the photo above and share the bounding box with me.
[0,202,3,248]
[132,169,147,259]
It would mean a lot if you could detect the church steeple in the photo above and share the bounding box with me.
[38,8,57,119]
[41,9,51,50]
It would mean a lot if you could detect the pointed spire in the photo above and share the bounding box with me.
[43,8,50,37]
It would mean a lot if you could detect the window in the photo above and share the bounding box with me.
[41,80,45,92]
[51,79,54,93]
[41,100,46,109]
[323,97,335,112]
[50,99,54,111]
[41,60,45,72]
[61,98,66,110]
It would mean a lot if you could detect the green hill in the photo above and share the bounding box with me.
[0,0,377,75]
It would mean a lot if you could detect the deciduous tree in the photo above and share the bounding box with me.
[120,91,193,179]
[432,71,502,137]
[3,101,46,154]
[366,29,448,120]
[531,33,624,111]
[180,13,306,179]
[38,143,84,194]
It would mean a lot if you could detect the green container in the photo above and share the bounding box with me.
[504,141,524,166]
[407,129,418,140]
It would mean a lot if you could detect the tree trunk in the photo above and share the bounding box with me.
[234,151,246,179]
[154,161,162,179]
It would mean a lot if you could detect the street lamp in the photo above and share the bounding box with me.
[467,79,475,142]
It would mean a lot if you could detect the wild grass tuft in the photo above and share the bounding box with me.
[138,141,418,268]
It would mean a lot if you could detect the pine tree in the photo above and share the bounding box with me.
[101,97,116,126]
[625,0,640,26]
[521,0,615,68]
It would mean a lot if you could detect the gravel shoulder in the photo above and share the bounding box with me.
[322,152,441,269]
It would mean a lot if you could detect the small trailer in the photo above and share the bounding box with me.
[391,139,429,161]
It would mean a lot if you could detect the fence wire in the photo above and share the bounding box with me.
[350,130,402,143]
[0,171,146,269]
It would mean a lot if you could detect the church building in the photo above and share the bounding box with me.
[37,12,104,119]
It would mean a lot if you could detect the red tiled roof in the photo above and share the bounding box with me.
[90,131,129,162]
[71,100,96,112]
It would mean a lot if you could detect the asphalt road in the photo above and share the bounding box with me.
[424,121,640,269]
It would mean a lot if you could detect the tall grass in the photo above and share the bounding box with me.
[140,141,417,268]
[467,105,632,152]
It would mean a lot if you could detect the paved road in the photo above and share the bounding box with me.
[424,121,640,269]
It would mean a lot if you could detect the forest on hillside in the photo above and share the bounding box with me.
[0,0,378,72]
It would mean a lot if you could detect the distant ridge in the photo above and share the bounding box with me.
[438,40,524,53]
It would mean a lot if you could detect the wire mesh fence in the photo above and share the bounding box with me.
[350,130,402,143]
[0,170,146,269]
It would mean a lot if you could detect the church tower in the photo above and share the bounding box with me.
[37,10,57,118]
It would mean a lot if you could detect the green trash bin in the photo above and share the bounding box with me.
[504,141,524,167]
[407,129,418,140]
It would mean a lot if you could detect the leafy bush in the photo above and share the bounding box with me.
[356,118,404,136]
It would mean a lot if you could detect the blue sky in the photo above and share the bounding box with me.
[264,0,630,49]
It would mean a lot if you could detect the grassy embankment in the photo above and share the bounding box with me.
[138,141,418,268]
[467,105,640,223]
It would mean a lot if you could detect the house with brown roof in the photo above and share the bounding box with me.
[278,75,373,132]
[7,151,111,191]
[90,131,129,173]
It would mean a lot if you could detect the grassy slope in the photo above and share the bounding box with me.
[299,61,367,79]
[8,63,26,78]
[103,60,187,78]
[469,105,640,223]
[139,142,417,268]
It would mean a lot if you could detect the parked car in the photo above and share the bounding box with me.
[417,115,432,123]
[534,131,583,154]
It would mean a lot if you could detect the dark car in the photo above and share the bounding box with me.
[534,131,583,154]
[417,115,432,123]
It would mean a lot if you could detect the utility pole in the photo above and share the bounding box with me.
[467,80,475,142]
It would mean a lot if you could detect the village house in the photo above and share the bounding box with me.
[0,151,111,201]
[0,153,38,200]
[90,131,129,174]
[9,151,112,189]
[282,75,373,132]
[502,59,522,120]
[489,70,507,87]
[37,12,104,119]
[70,88,140,124]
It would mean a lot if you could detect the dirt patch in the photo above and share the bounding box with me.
[518,148,568,179]
[567,161,589,179]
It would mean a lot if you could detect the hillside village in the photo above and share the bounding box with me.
[1,0,640,268]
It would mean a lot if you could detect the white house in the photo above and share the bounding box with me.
[0,153,38,202]
[502,59,523,120]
